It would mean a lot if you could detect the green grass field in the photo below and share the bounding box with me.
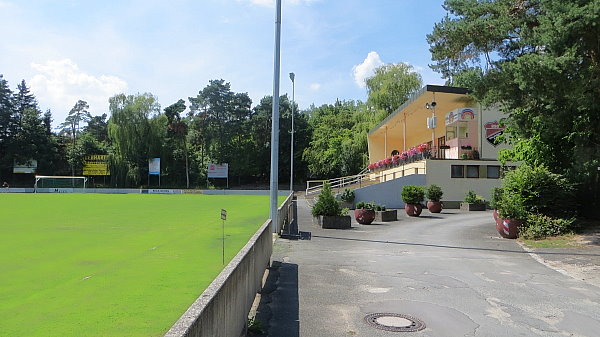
[0,193,280,337]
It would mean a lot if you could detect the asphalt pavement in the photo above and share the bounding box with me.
[252,197,600,337]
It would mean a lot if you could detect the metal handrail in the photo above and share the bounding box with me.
[305,169,379,196]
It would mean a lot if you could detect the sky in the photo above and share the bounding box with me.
[0,0,448,127]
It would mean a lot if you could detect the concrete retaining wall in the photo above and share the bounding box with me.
[164,219,273,337]
[354,174,426,209]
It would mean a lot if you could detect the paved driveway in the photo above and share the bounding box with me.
[256,197,600,337]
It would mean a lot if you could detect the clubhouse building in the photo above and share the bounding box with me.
[356,85,516,208]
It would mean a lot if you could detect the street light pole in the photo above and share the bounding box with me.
[269,0,282,233]
[289,72,295,193]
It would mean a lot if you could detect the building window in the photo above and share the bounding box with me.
[466,165,479,178]
[487,165,501,179]
[451,165,464,178]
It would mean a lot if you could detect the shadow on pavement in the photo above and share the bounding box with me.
[249,261,299,337]
[311,235,600,257]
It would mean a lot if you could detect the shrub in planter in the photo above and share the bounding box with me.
[493,165,576,239]
[312,182,351,229]
[425,184,443,213]
[501,164,576,219]
[372,203,397,222]
[338,188,355,209]
[490,187,503,221]
[495,192,527,239]
[354,201,377,224]
[401,185,425,216]
[340,188,355,203]
[461,190,486,211]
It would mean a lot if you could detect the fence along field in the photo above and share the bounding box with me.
[0,193,277,337]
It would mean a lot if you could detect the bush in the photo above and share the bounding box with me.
[520,213,575,240]
[312,182,345,217]
[356,201,385,211]
[501,164,576,219]
[401,185,425,204]
[425,184,443,202]
[464,190,485,204]
[489,187,503,210]
[340,188,355,202]
[497,192,527,219]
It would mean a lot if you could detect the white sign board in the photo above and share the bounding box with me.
[208,163,228,178]
[149,158,160,175]
[13,159,37,174]
[148,189,175,194]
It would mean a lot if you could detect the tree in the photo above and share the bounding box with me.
[365,63,422,115]
[60,100,90,140]
[60,100,91,176]
[13,80,37,119]
[84,113,109,144]
[303,100,368,178]
[247,95,310,183]
[428,0,600,215]
[0,75,16,175]
[108,93,162,187]
[164,99,189,187]
[188,80,253,186]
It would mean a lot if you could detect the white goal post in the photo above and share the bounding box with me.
[34,175,88,191]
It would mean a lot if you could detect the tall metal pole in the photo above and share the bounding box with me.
[269,0,282,233]
[289,72,295,193]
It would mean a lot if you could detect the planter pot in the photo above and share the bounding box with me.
[460,202,486,211]
[339,200,354,210]
[427,201,443,213]
[315,215,352,229]
[354,209,376,225]
[404,203,423,217]
[496,218,523,239]
[375,210,397,222]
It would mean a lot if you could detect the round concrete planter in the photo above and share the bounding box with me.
[404,203,423,217]
[496,218,523,239]
[354,209,376,225]
[427,201,443,213]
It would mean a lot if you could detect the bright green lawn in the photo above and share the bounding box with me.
[0,193,280,337]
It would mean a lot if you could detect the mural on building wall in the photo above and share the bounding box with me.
[484,121,506,146]
[445,108,476,125]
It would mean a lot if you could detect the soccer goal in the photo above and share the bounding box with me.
[34,175,87,191]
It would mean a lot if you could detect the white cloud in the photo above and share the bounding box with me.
[29,59,128,124]
[309,83,321,91]
[352,51,384,88]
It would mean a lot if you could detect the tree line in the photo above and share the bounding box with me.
[0,66,422,189]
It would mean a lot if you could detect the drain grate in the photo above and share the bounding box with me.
[364,313,426,332]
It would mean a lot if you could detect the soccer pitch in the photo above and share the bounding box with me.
[0,193,280,337]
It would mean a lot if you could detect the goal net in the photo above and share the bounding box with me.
[34,175,88,190]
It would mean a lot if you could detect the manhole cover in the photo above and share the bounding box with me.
[364,313,426,332]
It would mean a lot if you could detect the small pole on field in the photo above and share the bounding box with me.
[221,209,227,265]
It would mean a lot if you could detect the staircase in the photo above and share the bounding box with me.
[305,160,428,197]
[305,169,380,197]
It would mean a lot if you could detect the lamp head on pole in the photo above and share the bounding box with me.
[425,101,436,110]
[289,72,295,83]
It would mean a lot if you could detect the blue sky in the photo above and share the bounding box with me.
[0,0,448,126]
